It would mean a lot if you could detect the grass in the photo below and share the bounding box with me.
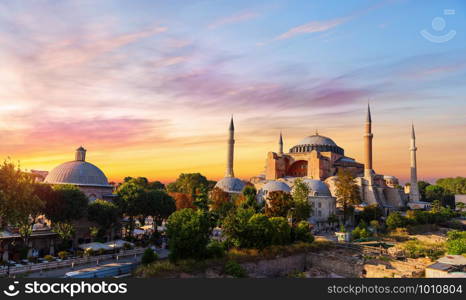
[399,239,446,260]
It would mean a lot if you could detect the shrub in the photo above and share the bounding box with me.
[294,221,314,243]
[359,228,369,239]
[222,208,255,248]
[58,251,69,260]
[206,240,226,258]
[401,240,445,260]
[246,214,274,249]
[224,260,247,278]
[166,208,212,261]
[446,230,466,255]
[141,248,158,265]
[44,255,54,262]
[386,212,406,230]
[269,217,291,245]
[352,227,361,240]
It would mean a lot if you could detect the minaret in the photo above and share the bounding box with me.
[364,103,373,179]
[226,117,235,177]
[278,132,284,155]
[75,146,86,161]
[409,124,420,202]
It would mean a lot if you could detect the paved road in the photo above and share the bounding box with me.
[25,248,169,278]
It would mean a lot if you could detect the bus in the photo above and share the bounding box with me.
[64,262,138,278]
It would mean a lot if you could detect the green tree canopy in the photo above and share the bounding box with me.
[291,178,312,222]
[87,199,120,230]
[166,173,209,194]
[436,177,466,195]
[49,184,89,222]
[166,208,212,261]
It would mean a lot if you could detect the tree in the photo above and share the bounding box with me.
[141,248,158,265]
[269,217,291,245]
[193,187,209,211]
[437,177,466,195]
[143,190,176,227]
[170,192,195,210]
[87,200,120,240]
[166,173,209,194]
[50,185,89,222]
[166,209,212,261]
[334,169,361,224]
[52,222,75,250]
[359,204,384,223]
[291,178,312,222]
[425,185,447,203]
[418,181,431,202]
[456,202,466,212]
[240,186,259,211]
[246,214,274,249]
[386,212,406,230]
[265,191,293,218]
[210,187,231,211]
[115,180,146,236]
[222,207,255,248]
[294,221,314,243]
[0,160,44,248]
[431,199,442,213]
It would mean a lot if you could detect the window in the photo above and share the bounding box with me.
[318,202,321,208]
[318,211,322,217]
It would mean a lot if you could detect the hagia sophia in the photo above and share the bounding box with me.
[215,104,424,224]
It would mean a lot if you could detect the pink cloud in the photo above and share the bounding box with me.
[208,11,259,29]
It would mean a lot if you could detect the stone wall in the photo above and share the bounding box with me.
[239,249,363,278]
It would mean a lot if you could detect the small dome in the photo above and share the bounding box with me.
[45,161,111,187]
[215,177,245,193]
[262,180,291,193]
[301,179,331,196]
[298,134,336,146]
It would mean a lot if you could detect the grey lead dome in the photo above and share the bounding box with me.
[44,147,111,187]
[297,134,337,146]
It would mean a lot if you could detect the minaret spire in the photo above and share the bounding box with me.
[364,102,373,179]
[278,131,284,155]
[409,123,420,202]
[226,116,235,177]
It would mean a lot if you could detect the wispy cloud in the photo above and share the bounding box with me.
[274,0,388,40]
[208,11,259,29]
[275,16,352,40]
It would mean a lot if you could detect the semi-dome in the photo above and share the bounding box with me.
[44,147,111,187]
[301,179,331,196]
[215,177,245,193]
[262,180,291,193]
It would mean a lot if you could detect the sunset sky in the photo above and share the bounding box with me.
[0,0,465,184]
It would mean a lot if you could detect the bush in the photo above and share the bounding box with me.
[401,240,445,260]
[166,208,212,261]
[386,212,406,230]
[141,248,158,265]
[224,260,247,278]
[44,255,54,262]
[269,217,291,245]
[222,208,255,248]
[446,230,466,255]
[246,214,274,249]
[206,240,226,259]
[294,221,314,243]
[58,251,69,260]
[352,227,361,240]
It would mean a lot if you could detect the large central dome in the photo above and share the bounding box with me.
[44,147,111,187]
[289,134,344,155]
[298,135,337,146]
